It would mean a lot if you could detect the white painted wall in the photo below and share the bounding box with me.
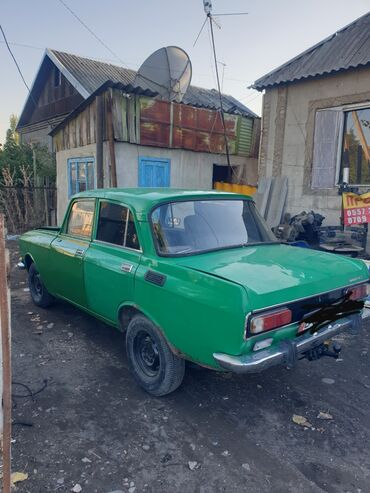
[56,141,255,223]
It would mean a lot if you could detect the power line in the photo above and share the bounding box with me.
[0,25,33,95]
[0,24,55,131]
[0,40,255,85]
[57,0,128,67]
[0,40,44,51]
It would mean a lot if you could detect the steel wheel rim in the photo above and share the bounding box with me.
[133,330,160,377]
[31,271,43,298]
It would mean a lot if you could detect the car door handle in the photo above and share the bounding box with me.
[75,248,85,257]
[121,263,133,273]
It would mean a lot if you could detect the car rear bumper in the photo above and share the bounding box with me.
[213,315,361,373]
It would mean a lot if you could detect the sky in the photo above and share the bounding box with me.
[0,0,369,145]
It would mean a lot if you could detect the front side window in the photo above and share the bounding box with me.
[340,107,370,185]
[66,200,94,238]
[151,199,276,256]
[96,201,140,250]
[68,158,95,197]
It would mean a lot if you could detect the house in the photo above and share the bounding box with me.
[253,11,370,225]
[17,49,260,222]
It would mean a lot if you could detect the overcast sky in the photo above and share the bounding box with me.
[1,0,369,145]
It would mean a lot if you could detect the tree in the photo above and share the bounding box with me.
[0,115,55,185]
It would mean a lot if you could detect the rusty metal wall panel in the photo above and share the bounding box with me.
[140,98,171,124]
[140,97,238,154]
[173,127,196,150]
[140,122,170,148]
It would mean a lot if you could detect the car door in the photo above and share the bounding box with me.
[83,200,142,324]
[49,199,95,307]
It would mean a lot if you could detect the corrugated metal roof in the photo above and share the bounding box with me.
[49,49,257,118]
[253,11,370,91]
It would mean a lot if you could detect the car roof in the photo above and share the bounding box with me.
[73,188,253,218]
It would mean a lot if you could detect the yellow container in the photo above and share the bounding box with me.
[222,183,233,192]
[241,185,257,196]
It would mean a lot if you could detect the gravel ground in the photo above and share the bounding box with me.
[6,240,370,493]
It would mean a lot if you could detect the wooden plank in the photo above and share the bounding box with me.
[0,214,12,493]
[106,89,117,187]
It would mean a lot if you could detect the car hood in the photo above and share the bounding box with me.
[178,244,369,310]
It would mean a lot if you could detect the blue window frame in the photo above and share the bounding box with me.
[68,157,95,197]
[138,157,170,188]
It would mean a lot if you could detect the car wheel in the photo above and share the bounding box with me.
[126,315,185,396]
[28,263,55,308]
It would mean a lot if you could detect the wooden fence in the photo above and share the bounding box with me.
[0,185,57,234]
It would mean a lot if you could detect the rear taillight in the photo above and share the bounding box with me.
[250,308,292,334]
[347,284,367,300]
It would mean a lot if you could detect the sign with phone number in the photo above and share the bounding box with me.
[342,192,370,226]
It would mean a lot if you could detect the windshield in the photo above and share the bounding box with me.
[151,199,277,256]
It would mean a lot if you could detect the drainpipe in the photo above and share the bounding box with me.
[96,94,104,188]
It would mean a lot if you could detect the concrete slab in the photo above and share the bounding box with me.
[265,176,288,228]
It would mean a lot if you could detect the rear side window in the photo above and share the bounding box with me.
[66,200,95,238]
[96,201,140,250]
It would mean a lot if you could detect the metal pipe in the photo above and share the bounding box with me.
[208,14,232,181]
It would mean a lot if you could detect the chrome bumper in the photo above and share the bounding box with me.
[213,315,361,374]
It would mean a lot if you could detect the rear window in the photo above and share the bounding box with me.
[151,199,276,256]
[66,200,94,238]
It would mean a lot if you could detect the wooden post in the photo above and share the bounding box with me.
[106,89,118,188]
[0,214,11,493]
[96,94,104,189]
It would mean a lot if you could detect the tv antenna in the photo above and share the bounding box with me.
[134,46,192,103]
[194,1,248,180]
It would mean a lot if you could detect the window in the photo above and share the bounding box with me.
[311,105,370,189]
[96,201,140,250]
[340,107,370,185]
[138,157,170,187]
[68,157,95,197]
[151,199,276,256]
[66,200,95,238]
[311,109,342,189]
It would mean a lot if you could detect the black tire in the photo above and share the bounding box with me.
[28,263,55,308]
[126,315,185,396]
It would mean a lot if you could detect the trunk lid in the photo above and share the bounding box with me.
[178,244,369,310]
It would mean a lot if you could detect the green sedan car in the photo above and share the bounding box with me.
[19,189,368,395]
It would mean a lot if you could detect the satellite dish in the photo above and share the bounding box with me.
[134,46,192,103]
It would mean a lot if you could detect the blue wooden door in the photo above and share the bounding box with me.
[138,158,170,187]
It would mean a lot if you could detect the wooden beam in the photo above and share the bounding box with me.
[352,111,370,162]
[0,214,12,493]
[95,94,104,188]
[106,89,118,188]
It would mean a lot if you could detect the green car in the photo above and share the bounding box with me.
[19,189,368,395]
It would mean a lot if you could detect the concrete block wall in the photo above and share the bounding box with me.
[259,67,370,224]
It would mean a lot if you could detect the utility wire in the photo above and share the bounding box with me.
[57,0,128,67]
[0,24,55,132]
[193,17,208,47]
[0,25,32,95]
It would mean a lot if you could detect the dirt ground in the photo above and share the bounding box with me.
[6,239,370,493]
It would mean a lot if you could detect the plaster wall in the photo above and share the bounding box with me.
[259,67,370,224]
[56,142,256,223]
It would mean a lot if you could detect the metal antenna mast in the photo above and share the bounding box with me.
[201,1,248,181]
